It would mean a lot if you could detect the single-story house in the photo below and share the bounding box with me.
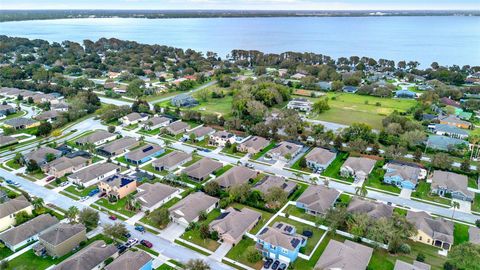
[3,117,40,130]
[438,115,472,129]
[135,182,180,211]
[256,222,306,263]
[184,126,216,142]
[0,135,18,148]
[347,197,393,219]
[304,147,336,172]
[0,104,15,116]
[124,144,164,165]
[98,174,137,200]
[208,130,236,147]
[215,166,257,188]
[42,156,91,178]
[265,141,303,162]
[429,124,469,139]
[142,116,170,130]
[169,192,219,227]
[75,130,117,146]
[340,157,376,183]
[286,98,313,112]
[209,207,261,244]
[152,150,192,172]
[51,102,69,112]
[182,157,223,182]
[52,240,118,270]
[67,162,120,187]
[24,147,63,166]
[407,211,454,250]
[395,89,417,99]
[34,110,59,122]
[315,240,373,270]
[253,175,297,197]
[383,162,423,190]
[0,196,33,232]
[394,260,431,270]
[121,112,149,126]
[296,185,340,216]
[171,93,198,107]
[426,135,469,151]
[35,223,87,258]
[236,136,270,154]
[97,137,139,157]
[430,170,474,201]
[105,250,153,270]
[0,214,59,251]
[165,121,189,135]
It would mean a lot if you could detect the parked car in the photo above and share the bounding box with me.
[60,181,69,187]
[88,188,100,196]
[99,192,106,198]
[109,215,117,220]
[125,238,139,248]
[123,232,131,238]
[271,261,280,270]
[135,225,145,232]
[278,263,287,270]
[79,196,89,202]
[264,258,273,269]
[46,176,55,182]
[5,180,14,185]
[140,239,153,248]
[117,244,127,253]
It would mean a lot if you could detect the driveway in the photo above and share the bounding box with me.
[210,242,232,261]
[400,188,412,199]
[453,199,471,213]
[160,223,186,242]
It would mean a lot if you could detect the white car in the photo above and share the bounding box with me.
[125,238,139,248]
[80,196,89,202]
[60,181,69,187]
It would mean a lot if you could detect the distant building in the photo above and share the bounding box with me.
[165,121,189,135]
[395,89,417,99]
[171,93,198,107]
[429,124,469,139]
[343,86,358,93]
[142,116,170,130]
[438,115,471,129]
[208,130,236,147]
[286,98,313,112]
[426,135,468,151]
[0,135,18,148]
[265,141,303,162]
[0,104,15,116]
[121,112,149,126]
[34,110,59,122]
[75,130,116,146]
[97,137,139,157]
[184,126,215,142]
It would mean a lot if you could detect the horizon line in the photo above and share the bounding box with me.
[1,8,480,12]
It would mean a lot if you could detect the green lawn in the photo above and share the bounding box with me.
[96,196,138,217]
[190,95,233,118]
[365,162,401,194]
[321,152,352,182]
[156,264,176,270]
[182,154,203,167]
[180,208,222,251]
[308,93,417,129]
[214,164,233,177]
[454,223,470,245]
[140,197,181,229]
[231,203,273,235]
[288,182,308,201]
[412,182,451,206]
[141,163,168,176]
[225,237,264,270]
[252,142,276,160]
[472,193,480,213]
[220,144,245,158]
[64,185,97,197]
[284,204,317,222]
[290,150,313,172]
[0,247,13,260]
[5,159,22,169]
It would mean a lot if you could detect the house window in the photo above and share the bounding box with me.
[419,236,422,241]
[427,239,430,243]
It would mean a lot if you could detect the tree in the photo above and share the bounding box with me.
[78,208,99,229]
[298,157,307,168]
[228,184,250,203]
[313,98,330,114]
[355,185,368,198]
[447,242,480,270]
[199,224,210,239]
[66,206,79,223]
[125,194,141,211]
[347,213,369,238]
[15,210,31,225]
[451,201,460,219]
[317,206,348,235]
[245,246,262,263]
[103,222,128,240]
[461,159,471,172]
[108,125,116,133]
[31,198,44,210]
[431,153,452,170]
[0,260,9,270]
[185,259,211,270]
[413,148,422,162]
[26,159,40,173]
[331,80,344,91]
[264,187,288,209]
[204,181,221,197]
[149,208,170,228]
[37,122,53,137]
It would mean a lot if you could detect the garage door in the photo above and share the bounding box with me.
[279,255,291,263]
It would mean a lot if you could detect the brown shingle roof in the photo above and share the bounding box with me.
[169,192,219,223]
[347,197,393,219]
[0,196,31,219]
[406,211,454,245]
[53,240,117,270]
[152,150,191,169]
[182,157,223,180]
[215,166,256,188]
[305,147,336,165]
[105,250,151,270]
[0,214,59,246]
[39,223,86,246]
[253,175,297,195]
[135,182,178,209]
[296,185,340,215]
[238,136,270,152]
[209,207,261,242]
[315,240,373,270]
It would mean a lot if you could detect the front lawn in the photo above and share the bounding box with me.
[213,164,233,177]
[141,163,168,176]
[289,183,308,201]
[365,162,401,194]
[321,152,351,182]
[141,197,181,229]
[412,182,451,206]
[454,223,470,245]
[182,154,202,167]
[96,196,138,217]
[472,193,480,213]
[225,237,264,270]
[180,208,222,251]
[284,204,317,223]
[252,142,276,160]
[5,159,22,169]
[64,185,98,197]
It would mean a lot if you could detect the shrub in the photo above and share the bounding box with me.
[246,247,262,263]
[476,219,480,228]
[416,253,425,262]
[398,243,411,254]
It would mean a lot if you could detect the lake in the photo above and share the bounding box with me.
[1,16,479,66]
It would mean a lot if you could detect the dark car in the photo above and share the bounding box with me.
[271,260,280,270]
[46,176,55,182]
[278,263,287,270]
[140,239,153,248]
[135,225,145,232]
[109,215,117,220]
[263,258,273,268]
[123,232,131,238]
[116,244,127,253]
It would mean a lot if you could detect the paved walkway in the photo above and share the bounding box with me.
[126,211,145,225]
[210,242,232,261]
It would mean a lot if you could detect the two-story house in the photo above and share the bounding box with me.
[98,174,137,200]
[0,196,32,231]
[256,222,307,263]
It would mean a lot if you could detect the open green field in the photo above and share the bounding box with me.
[307,93,417,129]
[190,95,233,117]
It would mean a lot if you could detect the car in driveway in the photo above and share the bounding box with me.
[125,238,139,248]
[88,188,100,196]
[116,244,127,253]
[278,263,287,270]
[60,181,69,187]
[271,260,280,270]
[263,258,273,269]
[46,176,55,182]
[123,232,131,238]
[140,239,153,248]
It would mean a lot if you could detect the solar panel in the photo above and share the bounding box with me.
[285,226,293,233]
[276,223,283,229]
[260,228,268,235]
[143,145,154,152]
[291,239,300,248]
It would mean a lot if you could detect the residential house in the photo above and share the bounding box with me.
[169,192,219,227]
[152,150,192,172]
[347,197,393,219]
[290,73,306,80]
[182,157,223,182]
[395,89,417,99]
[265,141,303,162]
[51,102,69,112]
[440,97,461,108]
[34,110,59,122]
[171,93,198,107]
[430,170,474,201]
[142,116,170,130]
[52,240,118,270]
[438,115,471,129]
[0,104,15,116]
[316,81,332,91]
[304,147,336,172]
[394,260,431,270]
[426,135,469,151]
[383,162,424,190]
[75,130,117,146]
[208,130,236,147]
[124,144,164,165]
[340,157,376,183]
[35,223,87,258]
[215,166,257,188]
[24,147,63,166]
[184,126,216,142]
[0,214,59,251]
[286,98,313,112]
[97,137,139,157]
[0,196,33,232]
[236,136,270,154]
[407,211,454,250]
[135,182,179,211]
[253,175,297,196]
[98,174,137,200]
[343,86,358,93]
[3,117,40,130]
[105,250,153,270]
[165,121,189,135]
[121,112,149,126]
[315,240,373,270]
[256,222,307,263]
[429,124,469,139]
[67,162,120,187]
[42,156,91,178]
[209,207,261,244]
[0,135,18,148]
[296,185,340,216]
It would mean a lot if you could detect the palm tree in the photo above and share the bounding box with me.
[451,201,460,219]
[32,198,44,210]
[323,178,330,188]
[125,194,140,211]
[294,172,303,181]
[355,185,368,198]
[66,206,79,223]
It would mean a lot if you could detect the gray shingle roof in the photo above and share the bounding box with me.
[152,150,191,169]
[169,192,219,223]
[434,124,468,136]
[0,196,31,219]
[296,185,340,215]
[253,175,297,195]
[0,214,59,246]
[305,147,336,166]
[24,147,62,164]
[182,157,223,180]
[135,182,178,209]
[215,166,256,188]
[407,211,454,245]
[76,130,115,145]
[125,143,163,162]
[384,163,421,185]
[394,260,431,270]
[53,240,117,270]
[105,250,151,270]
[4,117,38,128]
[315,240,373,270]
[98,137,138,155]
[342,157,376,174]
[347,197,393,219]
[39,223,86,246]
[68,163,119,183]
[210,207,261,242]
[257,222,306,251]
[426,135,468,151]
[238,136,270,152]
[431,170,473,198]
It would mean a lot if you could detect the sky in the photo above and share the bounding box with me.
[1,0,479,11]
